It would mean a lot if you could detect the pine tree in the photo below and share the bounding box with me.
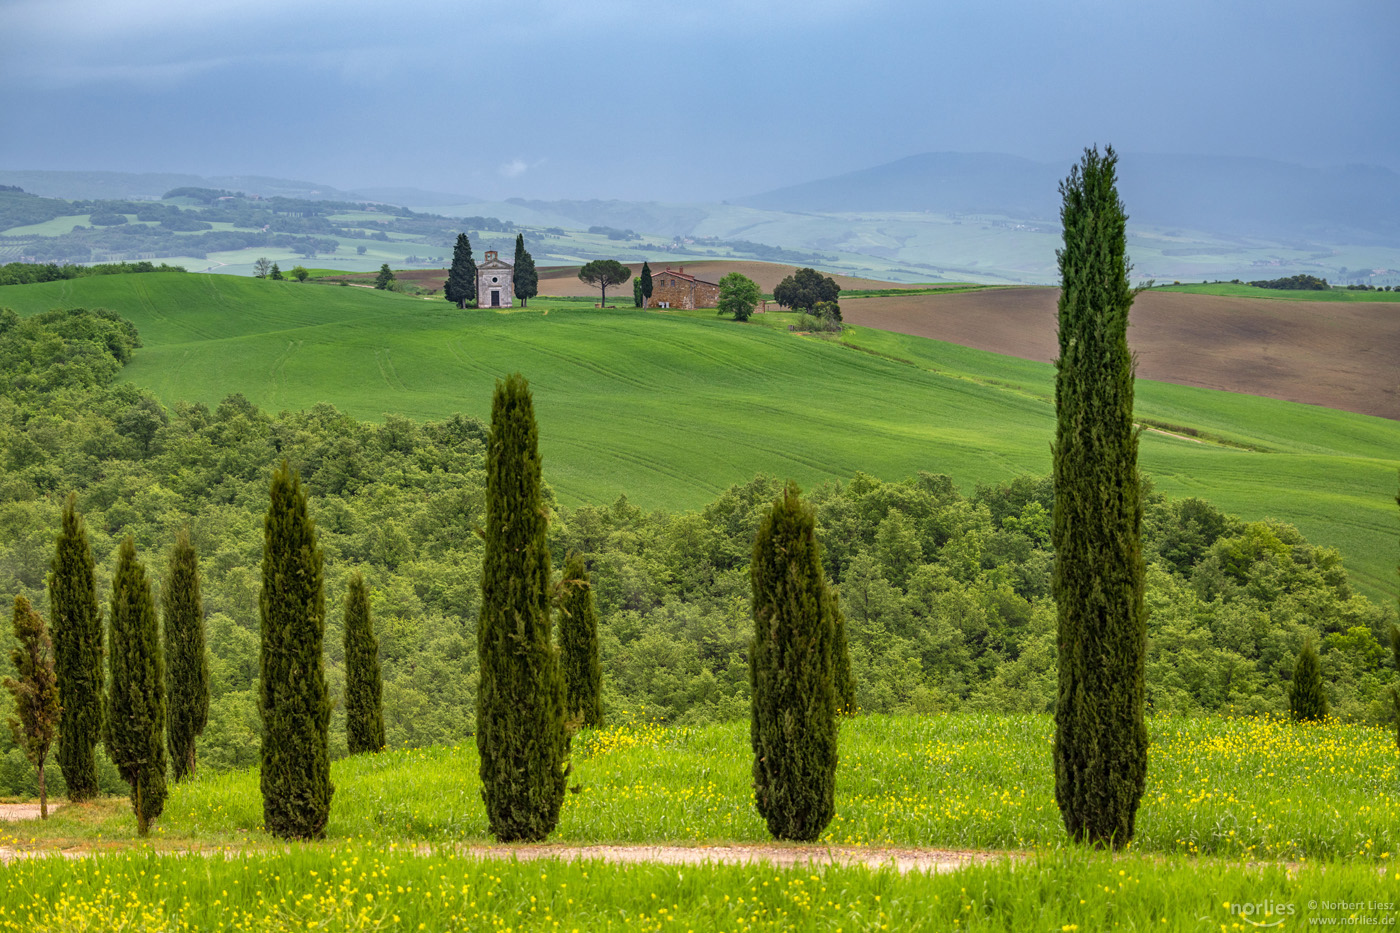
[640,261,653,307]
[477,373,568,842]
[445,233,477,308]
[513,233,538,308]
[270,263,284,281]
[344,572,385,754]
[829,587,856,715]
[374,264,395,290]
[105,537,167,836]
[163,528,208,782]
[49,493,104,802]
[559,552,602,728]
[259,461,333,839]
[1289,637,1328,723]
[749,481,837,842]
[1051,146,1148,849]
[4,596,60,819]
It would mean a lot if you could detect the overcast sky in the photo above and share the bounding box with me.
[2,0,1396,202]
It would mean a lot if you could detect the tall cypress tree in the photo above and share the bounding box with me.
[513,233,538,308]
[445,233,477,308]
[477,373,568,842]
[1051,145,1148,849]
[1387,624,1399,749]
[750,481,837,842]
[4,596,60,819]
[105,537,167,836]
[49,493,104,802]
[559,551,602,729]
[640,261,654,307]
[259,461,333,839]
[1289,637,1328,723]
[344,572,385,754]
[163,528,208,782]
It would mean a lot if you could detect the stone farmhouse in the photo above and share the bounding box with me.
[648,266,720,310]
[477,250,514,307]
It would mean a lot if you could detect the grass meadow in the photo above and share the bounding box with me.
[5,273,1395,599]
[2,714,1398,931]
[8,714,1397,861]
[1155,283,1400,302]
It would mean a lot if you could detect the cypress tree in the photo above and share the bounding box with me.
[513,233,538,308]
[163,528,208,782]
[49,492,104,802]
[1387,624,1399,749]
[1289,637,1328,723]
[259,461,333,839]
[829,587,856,715]
[1051,145,1148,849]
[640,261,653,307]
[344,572,385,754]
[559,552,602,729]
[445,233,477,308]
[105,537,167,836]
[477,373,568,842]
[4,596,61,819]
[749,481,837,842]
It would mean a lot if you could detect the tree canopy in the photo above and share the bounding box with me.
[577,260,632,305]
[773,267,840,312]
[717,272,761,322]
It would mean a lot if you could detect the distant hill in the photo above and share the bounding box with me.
[348,186,477,207]
[739,152,1400,246]
[0,170,367,202]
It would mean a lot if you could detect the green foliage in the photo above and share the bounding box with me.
[640,261,653,305]
[163,528,208,782]
[829,588,855,714]
[373,265,394,290]
[512,234,538,308]
[269,263,283,281]
[772,267,840,312]
[290,266,310,283]
[1249,274,1330,290]
[253,258,271,279]
[1288,638,1328,722]
[344,572,385,755]
[49,493,105,802]
[559,552,603,728]
[1051,146,1147,849]
[445,233,476,308]
[749,482,837,842]
[259,461,333,839]
[477,374,568,842]
[0,261,184,287]
[87,211,129,226]
[717,272,761,322]
[1389,624,1400,748]
[104,536,167,835]
[632,277,643,308]
[4,596,60,817]
[576,260,631,304]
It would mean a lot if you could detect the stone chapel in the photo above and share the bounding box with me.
[476,250,514,307]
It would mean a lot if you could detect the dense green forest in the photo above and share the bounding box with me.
[0,305,1395,797]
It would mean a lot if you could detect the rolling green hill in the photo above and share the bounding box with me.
[3,273,1397,601]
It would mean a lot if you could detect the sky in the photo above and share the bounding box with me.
[2,0,1397,203]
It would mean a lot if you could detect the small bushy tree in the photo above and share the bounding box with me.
[163,528,209,782]
[1388,624,1400,748]
[259,461,333,839]
[559,552,602,728]
[477,373,568,842]
[344,573,385,754]
[374,264,395,290]
[1289,637,1328,723]
[50,493,104,802]
[253,257,272,278]
[270,263,284,281]
[4,597,60,819]
[829,587,855,714]
[105,537,167,836]
[577,260,631,305]
[749,482,837,842]
[717,272,761,322]
[773,267,840,311]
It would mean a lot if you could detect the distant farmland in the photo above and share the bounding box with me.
[843,287,1400,420]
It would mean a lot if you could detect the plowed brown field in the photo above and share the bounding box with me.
[844,287,1400,420]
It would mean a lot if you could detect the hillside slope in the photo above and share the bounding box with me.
[2,273,1396,600]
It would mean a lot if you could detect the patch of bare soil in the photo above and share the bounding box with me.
[0,802,60,821]
[843,288,1400,420]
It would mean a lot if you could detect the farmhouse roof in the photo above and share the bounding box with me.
[660,266,719,287]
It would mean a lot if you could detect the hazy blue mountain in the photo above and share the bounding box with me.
[739,152,1400,245]
[348,186,477,206]
[0,170,364,202]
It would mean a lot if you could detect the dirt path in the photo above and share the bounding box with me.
[0,839,1010,873]
[0,803,60,821]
